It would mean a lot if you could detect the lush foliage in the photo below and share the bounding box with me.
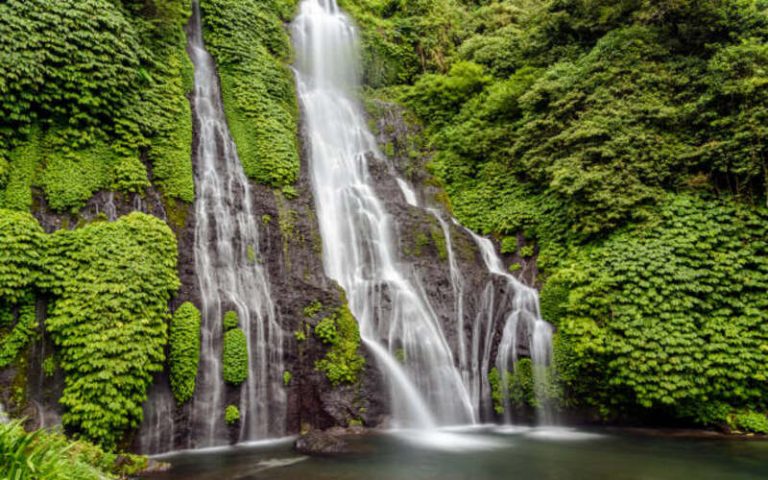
[223,310,239,331]
[200,0,299,187]
[549,196,768,424]
[169,302,202,404]
[0,0,194,211]
[729,411,768,434]
[351,0,768,428]
[314,304,365,386]
[0,421,115,480]
[0,299,37,368]
[225,404,240,425]
[42,213,179,449]
[0,420,148,479]
[222,328,249,385]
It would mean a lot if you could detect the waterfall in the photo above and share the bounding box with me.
[292,0,475,428]
[187,0,285,446]
[466,229,556,424]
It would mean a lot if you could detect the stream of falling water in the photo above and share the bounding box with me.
[293,0,475,428]
[186,0,285,447]
[466,229,556,424]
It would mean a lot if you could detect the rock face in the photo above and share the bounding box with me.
[0,87,538,456]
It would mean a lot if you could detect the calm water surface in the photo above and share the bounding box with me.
[144,427,768,480]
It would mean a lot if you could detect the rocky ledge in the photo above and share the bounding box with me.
[294,426,369,456]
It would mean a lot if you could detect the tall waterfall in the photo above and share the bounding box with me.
[293,0,475,427]
[186,0,285,446]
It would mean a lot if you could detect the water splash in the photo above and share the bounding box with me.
[292,0,475,428]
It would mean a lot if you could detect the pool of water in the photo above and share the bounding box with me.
[143,426,768,480]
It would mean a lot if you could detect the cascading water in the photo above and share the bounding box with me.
[187,0,285,447]
[466,230,556,424]
[292,0,475,428]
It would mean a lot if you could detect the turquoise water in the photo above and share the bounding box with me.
[144,427,768,480]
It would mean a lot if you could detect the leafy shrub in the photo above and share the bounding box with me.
[201,0,299,187]
[314,304,365,386]
[225,404,240,425]
[41,213,179,449]
[223,310,239,331]
[0,210,45,302]
[0,299,37,368]
[169,302,202,404]
[730,411,768,434]
[555,195,768,423]
[222,328,249,385]
[0,421,117,480]
[0,0,194,208]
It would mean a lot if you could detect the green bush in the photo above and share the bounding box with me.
[222,328,249,385]
[314,304,365,386]
[225,404,240,425]
[554,195,768,423]
[0,210,45,303]
[223,310,239,331]
[0,421,117,480]
[201,0,299,187]
[41,213,180,449]
[0,299,37,368]
[0,0,194,209]
[730,411,768,434]
[169,302,202,404]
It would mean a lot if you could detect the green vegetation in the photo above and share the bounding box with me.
[169,302,202,404]
[225,404,240,425]
[303,300,323,318]
[200,0,300,187]
[488,360,536,414]
[551,195,768,424]
[222,328,249,385]
[350,0,768,429]
[314,304,365,386]
[0,421,120,480]
[283,370,293,386]
[0,0,194,211]
[223,310,240,331]
[0,209,180,450]
[729,411,768,434]
[42,213,179,449]
[0,299,37,368]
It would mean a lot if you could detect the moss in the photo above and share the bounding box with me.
[201,0,299,188]
[42,355,56,378]
[169,302,201,404]
[223,310,239,331]
[314,304,365,386]
[283,370,293,386]
[222,328,248,385]
[225,404,240,425]
[430,225,448,261]
[303,300,323,318]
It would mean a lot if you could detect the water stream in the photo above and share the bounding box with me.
[141,2,286,453]
[292,0,475,428]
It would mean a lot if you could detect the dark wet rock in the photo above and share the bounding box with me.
[294,426,370,455]
[294,429,349,455]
